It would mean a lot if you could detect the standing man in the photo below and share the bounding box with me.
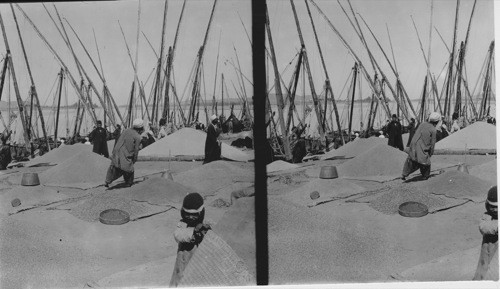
[89,120,109,158]
[203,115,221,164]
[387,114,404,151]
[104,118,144,188]
[401,112,440,181]
[0,131,12,170]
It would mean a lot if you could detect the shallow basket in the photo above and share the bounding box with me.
[99,209,130,225]
[398,201,428,218]
[319,166,338,179]
[21,172,40,186]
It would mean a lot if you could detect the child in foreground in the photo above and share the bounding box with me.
[473,186,498,280]
[170,192,212,287]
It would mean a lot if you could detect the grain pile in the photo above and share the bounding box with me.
[0,186,67,215]
[266,160,299,174]
[435,121,496,152]
[419,170,493,202]
[282,178,366,207]
[118,176,193,207]
[368,184,467,215]
[28,144,91,166]
[214,197,256,277]
[267,170,309,196]
[178,231,255,286]
[268,198,406,283]
[469,159,497,185]
[69,193,165,222]
[320,137,387,160]
[338,143,407,179]
[138,128,252,162]
[174,160,253,196]
[40,151,110,189]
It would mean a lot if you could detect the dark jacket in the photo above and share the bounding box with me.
[387,120,404,151]
[89,127,109,158]
[203,123,221,164]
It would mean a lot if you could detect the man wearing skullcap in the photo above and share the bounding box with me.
[89,120,109,158]
[203,114,221,164]
[104,118,144,188]
[401,112,440,180]
[170,192,212,287]
[473,186,498,280]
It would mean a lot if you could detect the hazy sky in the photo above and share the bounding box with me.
[267,0,494,102]
[0,0,252,109]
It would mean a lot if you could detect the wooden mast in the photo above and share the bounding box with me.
[188,0,218,125]
[304,0,344,144]
[10,4,51,151]
[290,0,325,142]
[0,11,31,149]
[310,0,392,121]
[15,4,98,125]
[64,20,124,126]
[163,0,187,121]
[444,0,460,120]
[348,63,358,140]
[265,4,292,160]
[152,0,168,125]
[54,69,64,144]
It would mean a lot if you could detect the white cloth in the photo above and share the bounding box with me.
[132,118,144,128]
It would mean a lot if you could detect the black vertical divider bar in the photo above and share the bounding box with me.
[252,0,268,285]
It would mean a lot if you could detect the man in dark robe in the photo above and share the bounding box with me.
[203,115,221,164]
[387,114,404,151]
[104,118,143,188]
[89,120,109,158]
[0,131,12,170]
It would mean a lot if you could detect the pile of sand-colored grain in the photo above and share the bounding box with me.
[321,137,388,160]
[214,197,256,277]
[179,231,255,286]
[40,151,110,189]
[435,121,496,151]
[139,128,252,162]
[419,170,493,202]
[368,184,466,215]
[118,175,193,207]
[338,143,407,178]
[28,144,91,166]
[282,178,367,207]
[469,159,497,185]
[0,186,67,215]
[268,197,406,283]
[266,160,299,174]
[174,160,253,196]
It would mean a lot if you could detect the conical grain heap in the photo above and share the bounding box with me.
[435,121,496,151]
[338,143,407,178]
[28,144,91,166]
[321,137,388,160]
[40,150,110,186]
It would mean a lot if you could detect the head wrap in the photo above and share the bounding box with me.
[210,114,218,122]
[132,118,144,129]
[487,186,497,206]
[182,192,204,213]
[428,112,441,123]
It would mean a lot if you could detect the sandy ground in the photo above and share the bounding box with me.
[0,160,246,288]
[267,153,497,284]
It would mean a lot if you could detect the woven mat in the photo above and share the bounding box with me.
[178,231,254,287]
[69,193,171,223]
[368,184,469,215]
[282,178,367,207]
